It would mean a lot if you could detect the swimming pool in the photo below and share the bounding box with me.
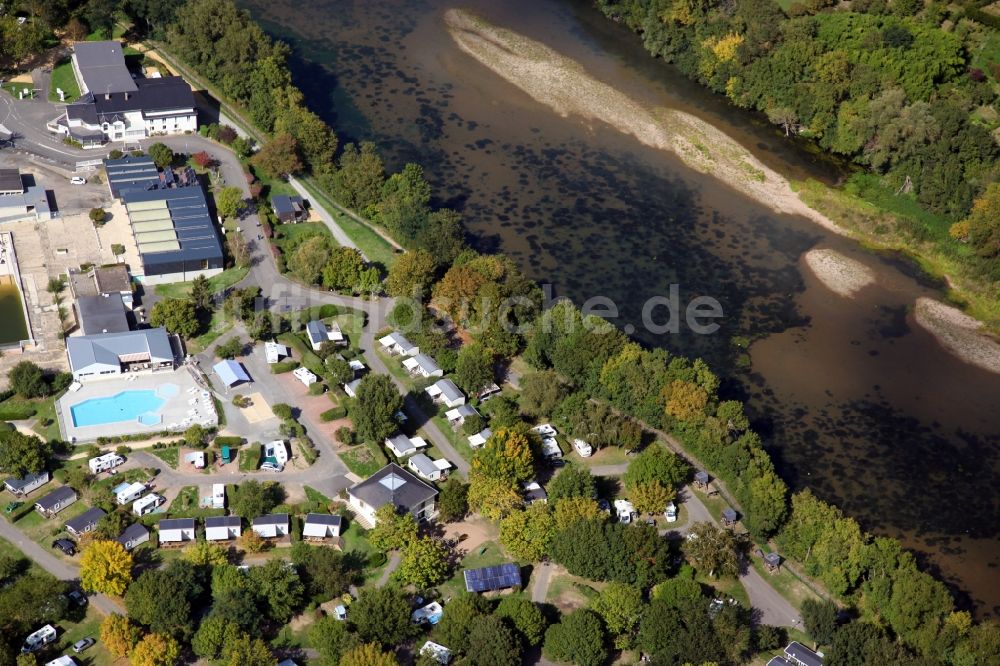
[70,390,166,427]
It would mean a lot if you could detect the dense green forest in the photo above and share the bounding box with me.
[594,0,1000,282]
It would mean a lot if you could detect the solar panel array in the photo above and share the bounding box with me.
[464,563,521,593]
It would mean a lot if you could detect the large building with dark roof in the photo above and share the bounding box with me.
[104,156,161,199]
[122,186,223,284]
[56,42,196,145]
[347,463,438,525]
[66,327,175,380]
[0,168,52,222]
[75,293,130,335]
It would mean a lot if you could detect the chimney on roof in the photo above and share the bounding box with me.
[105,93,110,100]
[124,92,130,100]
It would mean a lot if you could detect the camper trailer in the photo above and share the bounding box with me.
[88,453,124,474]
[132,494,164,516]
[21,625,57,653]
[115,482,147,505]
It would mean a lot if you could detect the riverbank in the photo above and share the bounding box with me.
[444,7,1000,369]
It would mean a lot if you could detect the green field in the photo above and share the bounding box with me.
[48,58,81,103]
[153,265,249,299]
[338,441,388,478]
[149,446,180,469]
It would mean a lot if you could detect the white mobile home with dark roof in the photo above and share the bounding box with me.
[4,470,50,496]
[34,487,78,517]
[205,516,242,541]
[252,514,290,539]
[302,514,342,540]
[158,518,196,543]
[115,523,150,551]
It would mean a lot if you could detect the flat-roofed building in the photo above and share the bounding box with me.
[104,156,160,199]
[75,293,130,335]
[121,187,223,284]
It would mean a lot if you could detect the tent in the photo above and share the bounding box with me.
[214,359,250,387]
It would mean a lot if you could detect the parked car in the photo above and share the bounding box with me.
[69,176,86,185]
[4,501,23,514]
[72,638,95,653]
[66,590,88,607]
[597,498,611,514]
[665,502,678,523]
[52,539,76,556]
[548,458,566,468]
[260,462,282,472]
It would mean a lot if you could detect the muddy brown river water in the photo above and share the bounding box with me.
[238,0,1000,613]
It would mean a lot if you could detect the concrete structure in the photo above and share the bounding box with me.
[402,353,443,379]
[64,507,106,538]
[379,331,418,356]
[58,42,196,144]
[252,513,290,539]
[75,293,129,335]
[306,320,345,350]
[265,341,290,364]
[205,516,242,541]
[272,194,307,222]
[115,523,150,551]
[35,486,78,517]
[4,471,50,496]
[293,366,318,387]
[467,428,492,449]
[522,480,547,505]
[158,518,196,543]
[445,404,479,427]
[302,514,342,540]
[122,187,223,284]
[67,328,174,381]
[425,379,465,408]
[385,434,428,459]
[347,463,438,525]
[0,169,52,222]
[407,453,451,482]
[214,359,250,387]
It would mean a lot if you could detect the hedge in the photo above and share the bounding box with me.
[271,360,300,374]
[0,404,37,420]
[320,406,347,422]
[214,436,244,447]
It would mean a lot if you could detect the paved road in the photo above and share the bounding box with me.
[0,516,122,616]
[530,561,553,603]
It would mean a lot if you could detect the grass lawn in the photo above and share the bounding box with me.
[304,486,333,505]
[749,556,823,609]
[577,445,630,469]
[52,606,113,666]
[250,164,298,200]
[272,220,333,256]
[154,265,249,299]
[0,393,61,441]
[297,178,399,269]
[546,570,603,611]
[697,571,750,608]
[438,539,511,599]
[48,58,81,103]
[429,415,474,463]
[187,309,234,354]
[166,485,223,519]
[1,82,36,98]
[17,499,89,549]
[277,331,326,377]
[148,446,179,469]
[338,442,388,478]
[239,445,261,472]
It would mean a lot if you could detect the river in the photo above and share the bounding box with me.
[236,0,1000,614]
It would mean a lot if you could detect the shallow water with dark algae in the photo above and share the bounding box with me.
[237,0,1000,614]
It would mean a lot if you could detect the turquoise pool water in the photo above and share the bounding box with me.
[70,390,165,427]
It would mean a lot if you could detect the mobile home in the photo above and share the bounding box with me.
[115,482,147,505]
[132,493,164,516]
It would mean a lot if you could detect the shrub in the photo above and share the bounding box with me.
[271,360,300,374]
[214,436,244,448]
[308,382,326,396]
[335,426,355,444]
[0,404,37,420]
[320,406,347,422]
[273,404,293,420]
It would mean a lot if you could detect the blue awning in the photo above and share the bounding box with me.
[214,359,250,386]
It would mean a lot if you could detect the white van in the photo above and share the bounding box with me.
[88,453,125,474]
[132,493,164,516]
[665,502,677,523]
[572,439,593,457]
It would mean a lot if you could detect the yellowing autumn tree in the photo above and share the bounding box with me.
[100,614,142,658]
[552,497,604,532]
[80,540,133,596]
[468,473,524,521]
[340,643,396,666]
[663,380,709,423]
[130,633,181,666]
[472,428,534,484]
[628,481,675,515]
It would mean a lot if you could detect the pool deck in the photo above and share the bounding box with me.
[57,370,218,442]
